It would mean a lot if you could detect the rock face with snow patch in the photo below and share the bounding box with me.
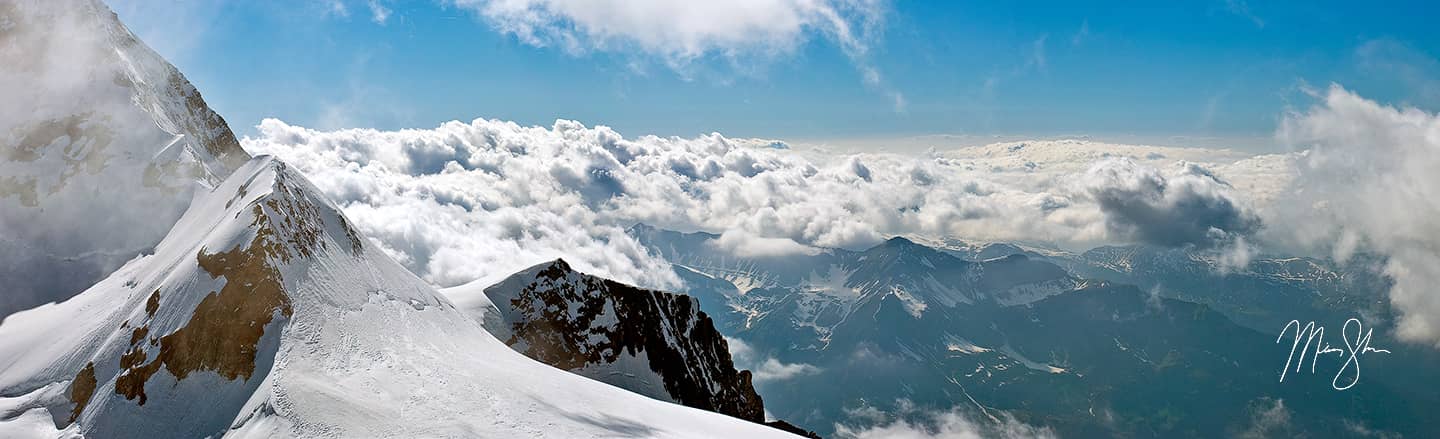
[483,259,766,423]
[0,0,250,316]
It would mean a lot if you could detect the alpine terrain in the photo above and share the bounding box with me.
[0,0,250,316]
[454,259,822,438]
[0,2,804,437]
[628,225,1440,437]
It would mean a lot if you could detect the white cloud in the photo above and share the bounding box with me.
[1071,19,1089,47]
[324,0,350,18]
[1027,35,1048,71]
[711,230,821,259]
[242,82,1440,354]
[1274,84,1440,347]
[449,0,904,110]
[452,0,872,60]
[242,119,682,290]
[834,406,1056,439]
[1084,158,1261,249]
[751,358,821,382]
[368,0,391,25]
[727,337,821,383]
[241,118,1282,293]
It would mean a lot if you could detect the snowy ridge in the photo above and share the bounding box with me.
[0,156,798,438]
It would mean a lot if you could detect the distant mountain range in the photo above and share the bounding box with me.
[626,223,1440,437]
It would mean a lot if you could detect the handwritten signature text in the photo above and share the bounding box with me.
[1276,318,1391,391]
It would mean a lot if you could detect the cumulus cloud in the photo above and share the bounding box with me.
[242,119,682,289]
[449,0,903,110]
[242,117,1282,292]
[834,406,1056,439]
[1274,84,1440,347]
[727,337,820,383]
[241,83,1440,356]
[1085,158,1261,249]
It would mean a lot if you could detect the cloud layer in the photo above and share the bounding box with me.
[1085,158,1261,249]
[242,118,1280,292]
[243,84,1440,351]
[450,0,904,109]
[1276,85,1440,347]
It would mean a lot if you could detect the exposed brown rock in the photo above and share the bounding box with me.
[114,333,155,404]
[145,289,160,317]
[129,325,148,346]
[68,362,97,423]
[112,169,329,405]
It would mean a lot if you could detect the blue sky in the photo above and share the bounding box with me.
[110,0,1440,148]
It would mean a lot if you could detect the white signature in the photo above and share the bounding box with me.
[1276,318,1391,391]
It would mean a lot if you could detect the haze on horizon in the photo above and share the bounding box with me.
[106,0,1440,148]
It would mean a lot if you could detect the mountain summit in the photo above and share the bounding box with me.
[1,0,251,316]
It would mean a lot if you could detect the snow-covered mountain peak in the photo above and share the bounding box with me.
[0,155,379,434]
[1,0,251,316]
[0,156,799,438]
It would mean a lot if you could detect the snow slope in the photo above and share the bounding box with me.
[0,0,250,316]
[0,156,797,438]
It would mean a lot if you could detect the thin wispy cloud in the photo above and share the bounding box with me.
[1071,19,1089,46]
[1223,0,1265,29]
[367,0,391,25]
[448,0,904,110]
[1027,34,1048,71]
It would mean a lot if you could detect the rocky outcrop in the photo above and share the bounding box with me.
[484,260,767,422]
[764,420,822,439]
